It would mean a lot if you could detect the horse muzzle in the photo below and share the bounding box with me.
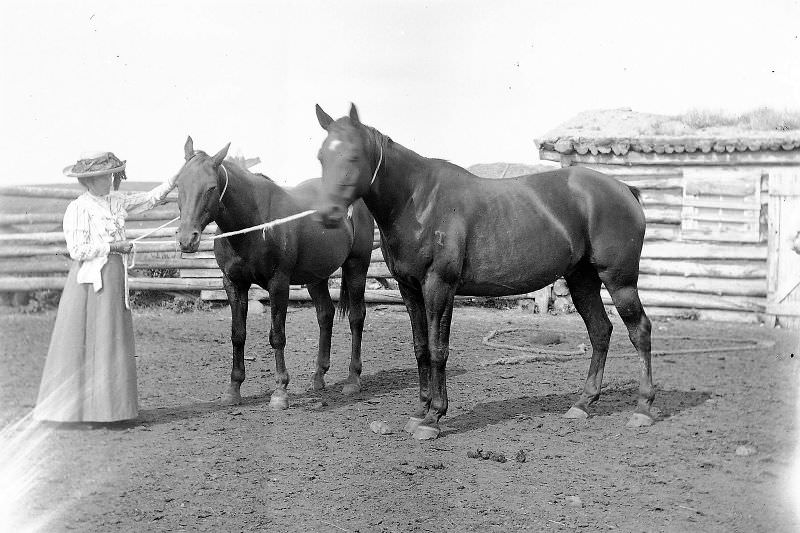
[178,230,202,253]
[314,204,347,229]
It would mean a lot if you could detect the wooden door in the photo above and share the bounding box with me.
[767,170,800,327]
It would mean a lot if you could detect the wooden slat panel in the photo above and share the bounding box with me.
[636,274,765,297]
[638,259,766,279]
[638,190,683,206]
[638,306,761,323]
[683,169,760,196]
[643,206,681,225]
[601,288,764,312]
[681,168,762,243]
[617,177,684,189]
[642,241,767,260]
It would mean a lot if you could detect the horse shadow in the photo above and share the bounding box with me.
[137,366,467,426]
[442,386,711,436]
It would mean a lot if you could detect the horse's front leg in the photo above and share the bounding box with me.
[306,280,335,392]
[340,257,369,395]
[221,275,249,406]
[413,273,457,440]
[398,280,432,435]
[267,274,291,410]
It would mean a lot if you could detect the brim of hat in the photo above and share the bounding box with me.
[63,163,126,178]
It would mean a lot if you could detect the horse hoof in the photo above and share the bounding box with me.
[564,406,589,419]
[412,424,440,440]
[220,392,242,406]
[626,412,654,427]
[269,393,289,411]
[311,378,326,391]
[341,382,361,396]
[404,417,423,435]
[220,395,241,406]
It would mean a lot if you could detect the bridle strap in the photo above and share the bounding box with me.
[370,144,383,186]
[218,164,230,203]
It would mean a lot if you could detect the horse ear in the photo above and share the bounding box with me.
[316,104,333,130]
[211,143,230,168]
[349,103,360,124]
[184,136,194,161]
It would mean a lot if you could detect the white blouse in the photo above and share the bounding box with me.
[63,182,174,291]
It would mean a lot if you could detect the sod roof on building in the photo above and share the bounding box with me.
[537,108,800,156]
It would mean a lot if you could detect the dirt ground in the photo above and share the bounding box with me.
[2,302,799,532]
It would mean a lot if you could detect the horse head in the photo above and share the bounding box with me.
[176,136,230,252]
[314,103,375,228]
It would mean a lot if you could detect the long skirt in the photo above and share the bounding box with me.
[33,255,138,422]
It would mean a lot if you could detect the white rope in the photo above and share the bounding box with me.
[125,216,181,270]
[211,210,316,240]
[120,215,181,309]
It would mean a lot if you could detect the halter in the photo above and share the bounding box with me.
[218,164,230,202]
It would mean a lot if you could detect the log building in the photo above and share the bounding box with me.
[537,108,800,325]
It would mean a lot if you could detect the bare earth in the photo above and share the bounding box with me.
[2,304,799,532]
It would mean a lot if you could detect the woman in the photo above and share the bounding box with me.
[33,151,178,423]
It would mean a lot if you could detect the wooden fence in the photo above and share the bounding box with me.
[0,185,407,305]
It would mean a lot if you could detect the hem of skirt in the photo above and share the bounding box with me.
[32,411,138,424]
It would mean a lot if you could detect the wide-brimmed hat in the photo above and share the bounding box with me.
[63,151,126,178]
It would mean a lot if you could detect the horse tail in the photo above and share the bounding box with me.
[628,185,643,207]
[337,268,351,320]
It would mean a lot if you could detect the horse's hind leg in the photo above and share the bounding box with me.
[340,257,369,395]
[563,265,613,419]
[603,279,655,427]
[306,280,335,391]
[221,275,249,406]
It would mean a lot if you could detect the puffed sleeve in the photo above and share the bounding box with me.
[118,180,175,215]
[63,201,110,261]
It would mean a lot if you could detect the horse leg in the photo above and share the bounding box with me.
[341,257,368,395]
[563,266,612,419]
[412,273,457,440]
[221,276,249,406]
[603,280,655,427]
[267,275,291,411]
[398,280,431,435]
[306,280,335,392]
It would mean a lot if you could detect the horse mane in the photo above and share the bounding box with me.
[364,125,392,167]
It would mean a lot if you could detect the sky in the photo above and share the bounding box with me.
[1,0,799,187]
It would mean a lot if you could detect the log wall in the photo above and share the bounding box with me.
[562,161,778,323]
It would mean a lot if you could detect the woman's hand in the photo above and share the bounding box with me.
[110,240,134,254]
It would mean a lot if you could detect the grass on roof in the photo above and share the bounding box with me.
[677,107,800,131]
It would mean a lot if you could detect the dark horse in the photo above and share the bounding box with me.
[313,104,654,440]
[175,137,374,409]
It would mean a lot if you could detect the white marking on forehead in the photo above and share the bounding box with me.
[327,139,342,151]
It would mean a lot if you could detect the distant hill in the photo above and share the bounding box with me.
[468,162,558,179]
